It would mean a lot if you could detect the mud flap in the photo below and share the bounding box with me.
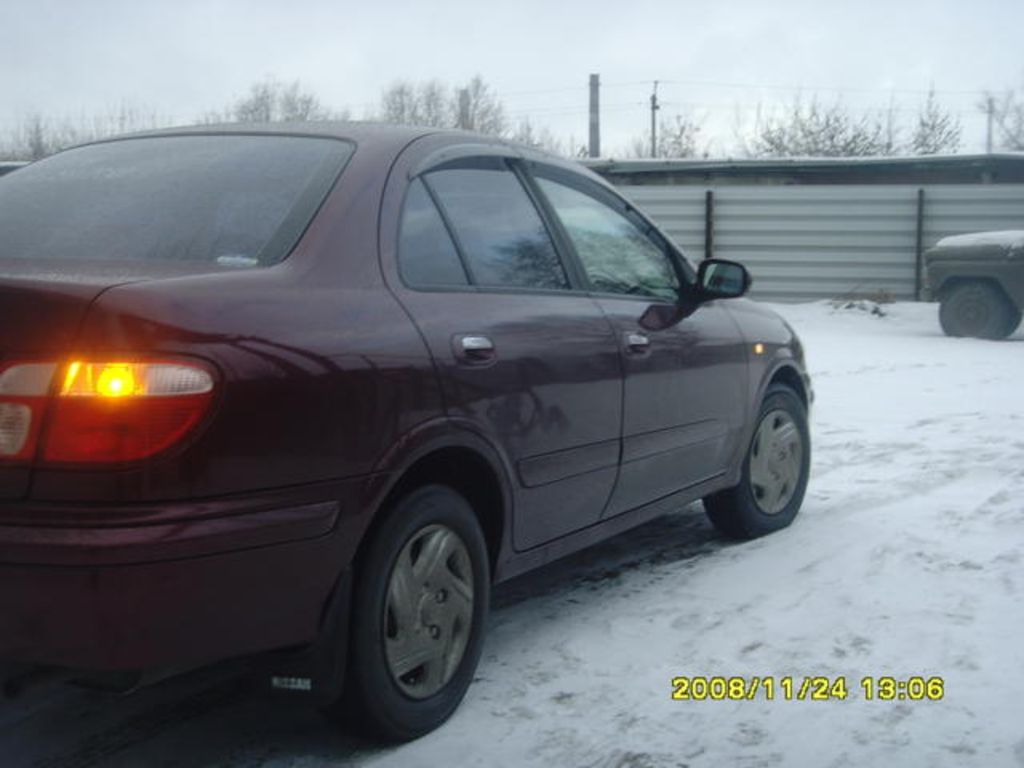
[260,567,352,706]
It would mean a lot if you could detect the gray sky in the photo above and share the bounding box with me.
[3,0,1022,156]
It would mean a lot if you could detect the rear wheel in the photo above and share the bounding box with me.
[938,282,1016,340]
[704,384,810,539]
[327,485,489,742]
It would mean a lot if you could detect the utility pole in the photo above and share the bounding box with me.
[650,81,660,158]
[588,73,601,158]
[458,88,470,130]
[986,96,995,153]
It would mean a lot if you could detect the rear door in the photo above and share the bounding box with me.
[529,168,748,518]
[382,152,623,551]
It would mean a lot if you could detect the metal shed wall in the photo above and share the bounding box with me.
[618,183,1024,302]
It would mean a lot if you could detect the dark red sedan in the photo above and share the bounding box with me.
[0,124,811,740]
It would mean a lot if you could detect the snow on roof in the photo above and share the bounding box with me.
[935,230,1024,249]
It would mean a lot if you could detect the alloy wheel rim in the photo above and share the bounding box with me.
[748,409,803,515]
[384,523,474,699]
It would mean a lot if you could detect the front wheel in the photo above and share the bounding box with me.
[938,282,1016,340]
[704,384,810,539]
[327,485,490,742]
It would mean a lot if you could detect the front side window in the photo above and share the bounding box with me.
[425,167,568,290]
[536,176,680,301]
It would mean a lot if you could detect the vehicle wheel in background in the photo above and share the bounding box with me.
[1002,306,1022,338]
[704,384,810,539]
[325,485,490,742]
[938,282,1016,340]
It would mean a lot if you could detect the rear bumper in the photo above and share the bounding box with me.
[0,482,374,671]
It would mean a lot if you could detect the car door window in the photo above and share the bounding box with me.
[536,176,680,301]
[398,178,469,287]
[425,167,569,291]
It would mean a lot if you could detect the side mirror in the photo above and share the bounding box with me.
[639,258,752,330]
[697,259,751,299]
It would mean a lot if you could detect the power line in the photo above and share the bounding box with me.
[496,77,995,104]
[654,78,990,96]
[498,80,653,99]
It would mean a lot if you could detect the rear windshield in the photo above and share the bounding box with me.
[0,134,353,268]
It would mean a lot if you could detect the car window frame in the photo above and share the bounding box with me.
[522,161,696,303]
[397,155,587,297]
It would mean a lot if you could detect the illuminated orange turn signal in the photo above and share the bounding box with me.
[62,362,138,397]
[60,362,213,398]
[42,360,216,463]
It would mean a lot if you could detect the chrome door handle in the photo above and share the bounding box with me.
[458,335,495,360]
[625,332,650,352]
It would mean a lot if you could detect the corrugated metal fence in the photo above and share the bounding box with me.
[618,184,1024,302]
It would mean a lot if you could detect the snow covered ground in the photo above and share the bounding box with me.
[3,300,1023,767]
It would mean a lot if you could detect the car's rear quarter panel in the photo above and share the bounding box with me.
[28,137,443,504]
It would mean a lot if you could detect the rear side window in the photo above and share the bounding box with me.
[398,179,469,287]
[536,176,680,301]
[0,135,352,269]
[425,167,568,291]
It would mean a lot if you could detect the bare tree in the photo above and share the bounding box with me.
[512,118,567,155]
[379,80,450,127]
[0,106,168,160]
[623,113,706,158]
[453,76,507,135]
[208,77,340,124]
[747,97,890,157]
[911,89,962,155]
[25,115,48,160]
[232,79,276,123]
[380,81,421,125]
[278,81,334,121]
[658,114,706,158]
[982,86,1024,150]
[376,75,508,136]
[419,81,449,128]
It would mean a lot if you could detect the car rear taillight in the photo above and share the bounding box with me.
[0,359,215,464]
[45,361,215,463]
[0,363,57,461]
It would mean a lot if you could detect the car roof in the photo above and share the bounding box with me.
[69,120,607,188]
[76,121,524,156]
[133,120,434,144]
[27,120,609,207]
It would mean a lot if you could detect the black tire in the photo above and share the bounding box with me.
[704,384,810,539]
[938,282,1016,340]
[1003,306,1023,338]
[327,485,490,742]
